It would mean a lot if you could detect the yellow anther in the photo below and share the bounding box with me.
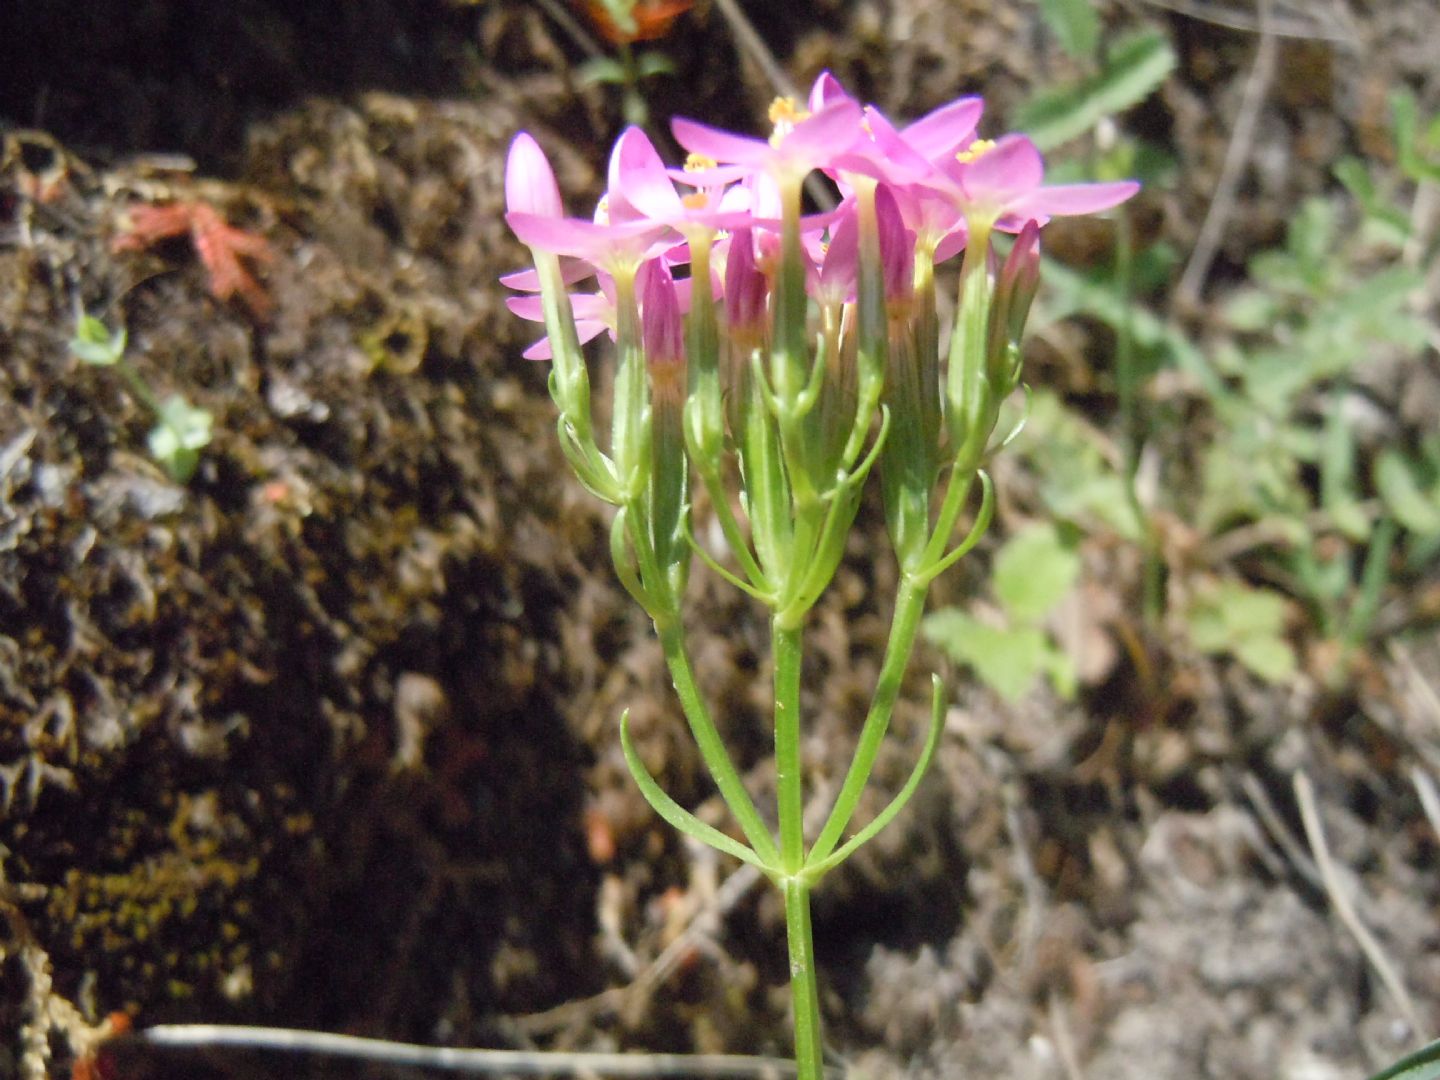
[684,152,717,172]
[955,139,997,164]
[595,194,610,225]
[681,192,709,210]
[767,96,811,144]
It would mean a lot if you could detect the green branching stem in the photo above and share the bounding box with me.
[655,623,781,867]
[806,572,930,866]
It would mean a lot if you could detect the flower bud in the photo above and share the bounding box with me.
[987,220,1040,395]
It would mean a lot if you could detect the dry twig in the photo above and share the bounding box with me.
[1174,0,1279,308]
[1411,767,1440,846]
[1293,770,1423,1038]
[1130,0,1356,45]
[133,1026,818,1078]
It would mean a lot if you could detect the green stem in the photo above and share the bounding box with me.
[807,575,928,865]
[656,623,781,867]
[772,619,805,872]
[1114,209,1163,625]
[115,360,163,417]
[783,876,824,1080]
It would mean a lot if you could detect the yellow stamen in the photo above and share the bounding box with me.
[681,192,708,210]
[767,96,811,145]
[595,194,610,225]
[684,152,717,172]
[955,139,996,165]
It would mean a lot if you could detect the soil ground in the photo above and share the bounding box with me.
[2,2,1439,1079]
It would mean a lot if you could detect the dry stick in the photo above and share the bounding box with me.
[1130,0,1355,44]
[1047,993,1087,1080]
[1238,770,1322,888]
[1412,767,1440,845]
[135,1026,820,1079]
[1174,0,1279,309]
[708,0,801,106]
[708,0,836,212]
[1292,770,1424,1038]
[532,0,606,60]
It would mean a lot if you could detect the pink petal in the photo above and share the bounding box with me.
[505,133,564,218]
[901,97,984,163]
[506,211,668,263]
[499,258,594,291]
[807,70,856,114]
[961,134,1045,207]
[830,108,933,184]
[671,117,771,168]
[777,99,863,170]
[1006,180,1140,220]
[666,163,751,187]
[933,220,969,264]
[609,127,683,223]
[520,319,608,362]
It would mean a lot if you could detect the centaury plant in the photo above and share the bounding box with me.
[503,74,1135,1077]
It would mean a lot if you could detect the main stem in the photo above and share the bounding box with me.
[773,620,822,1079]
[783,875,823,1080]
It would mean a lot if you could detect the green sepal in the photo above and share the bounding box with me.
[619,709,773,875]
[609,508,656,616]
[802,674,945,882]
[918,469,995,585]
[785,406,892,623]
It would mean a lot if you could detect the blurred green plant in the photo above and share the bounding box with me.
[1183,577,1297,683]
[1030,84,1440,688]
[1368,1036,1440,1080]
[924,522,1081,701]
[1020,0,1177,623]
[70,314,213,483]
[574,0,688,127]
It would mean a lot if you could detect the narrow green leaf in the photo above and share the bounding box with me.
[1364,1036,1440,1080]
[1016,28,1176,150]
[1393,89,1440,184]
[1039,0,1100,59]
[618,710,771,873]
[1321,396,1370,542]
[803,676,946,881]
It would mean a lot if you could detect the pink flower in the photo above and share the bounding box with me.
[608,127,753,233]
[927,134,1138,230]
[671,96,864,184]
[832,99,986,189]
[505,130,671,278]
[506,210,672,278]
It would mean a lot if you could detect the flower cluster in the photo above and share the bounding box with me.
[504,72,1136,626]
[504,78,1137,1079]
